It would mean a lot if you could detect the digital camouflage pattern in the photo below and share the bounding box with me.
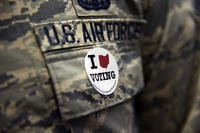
[136,0,200,133]
[0,0,143,132]
[33,18,144,120]
[0,0,199,133]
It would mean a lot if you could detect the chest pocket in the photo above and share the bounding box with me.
[33,19,144,120]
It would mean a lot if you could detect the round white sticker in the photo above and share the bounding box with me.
[84,47,119,95]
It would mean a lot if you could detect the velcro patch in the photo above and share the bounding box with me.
[34,19,145,52]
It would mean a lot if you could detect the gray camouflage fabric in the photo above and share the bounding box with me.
[136,0,200,133]
[0,0,199,133]
[0,0,143,132]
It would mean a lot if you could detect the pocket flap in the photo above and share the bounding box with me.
[34,19,144,120]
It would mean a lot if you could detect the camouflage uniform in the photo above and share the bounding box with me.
[0,0,199,133]
[0,0,144,132]
[136,0,200,133]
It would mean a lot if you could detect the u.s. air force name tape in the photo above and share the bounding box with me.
[34,19,145,52]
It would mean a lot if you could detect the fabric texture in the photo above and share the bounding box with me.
[0,0,199,133]
[136,0,200,133]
